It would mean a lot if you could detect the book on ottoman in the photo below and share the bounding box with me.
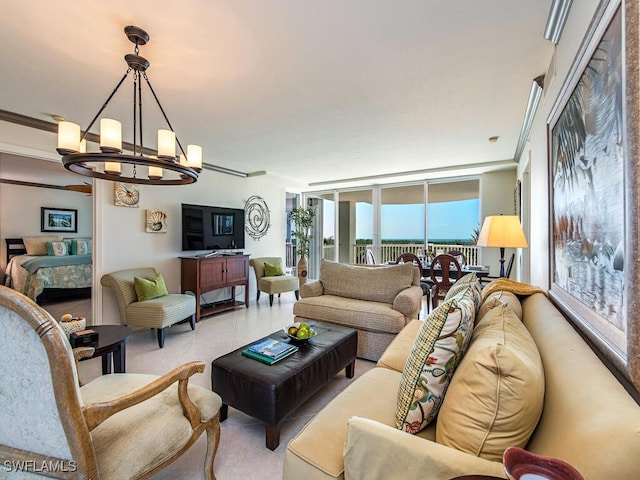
[243,338,298,364]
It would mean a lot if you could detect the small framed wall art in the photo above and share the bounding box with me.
[115,182,140,207]
[41,207,77,233]
[146,210,167,233]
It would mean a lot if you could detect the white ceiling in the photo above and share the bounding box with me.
[0,0,554,189]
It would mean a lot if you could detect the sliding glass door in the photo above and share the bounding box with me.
[380,184,425,264]
[305,178,479,273]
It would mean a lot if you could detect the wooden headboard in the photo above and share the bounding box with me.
[6,238,26,264]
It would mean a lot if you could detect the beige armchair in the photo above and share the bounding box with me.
[249,257,299,306]
[0,285,221,479]
[101,267,196,348]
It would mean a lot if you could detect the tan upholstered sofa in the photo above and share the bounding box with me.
[283,282,640,480]
[292,259,423,361]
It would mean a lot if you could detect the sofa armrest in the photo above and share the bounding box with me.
[299,280,323,298]
[344,417,506,480]
[392,285,423,318]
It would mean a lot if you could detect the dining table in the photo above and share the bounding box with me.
[422,263,491,280]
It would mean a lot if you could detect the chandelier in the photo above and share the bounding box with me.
[56,26,201,185]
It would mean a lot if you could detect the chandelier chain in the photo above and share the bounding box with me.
[80,68,133,143]
[142,71,187,158]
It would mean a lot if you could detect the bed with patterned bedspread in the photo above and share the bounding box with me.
[4,238,92,303]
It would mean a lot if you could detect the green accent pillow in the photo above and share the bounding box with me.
[134,273,169,302]
[264,260,285,277]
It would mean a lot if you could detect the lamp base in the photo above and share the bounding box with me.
[499,247,506,277]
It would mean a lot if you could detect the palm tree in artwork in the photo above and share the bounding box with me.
[552,14,622,196]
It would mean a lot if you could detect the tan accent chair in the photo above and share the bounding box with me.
[101,267,196,348]
[0,285,222,480]
[250,257,299,306]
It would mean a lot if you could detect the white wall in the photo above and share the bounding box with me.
[517,0,602,289]
[95,171,289,324]
[479,169,517,277]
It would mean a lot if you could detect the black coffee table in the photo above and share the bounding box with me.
[211,321,357,450]
[82,325,133,374]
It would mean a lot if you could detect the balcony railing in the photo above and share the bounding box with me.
[349,243,479,265]
[289,242,479,270]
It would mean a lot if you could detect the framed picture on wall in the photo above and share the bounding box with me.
[547,0,640,390]
[41,207,78,233]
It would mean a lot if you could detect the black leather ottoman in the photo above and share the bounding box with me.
[211,321,357,450]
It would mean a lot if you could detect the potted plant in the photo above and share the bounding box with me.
[290,206,316,285]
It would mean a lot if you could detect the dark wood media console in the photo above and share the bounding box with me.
[180,254,250,321]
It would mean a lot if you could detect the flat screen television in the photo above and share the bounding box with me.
[181,203,245,251]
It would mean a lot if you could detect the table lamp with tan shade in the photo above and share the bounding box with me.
[476,215,528,277]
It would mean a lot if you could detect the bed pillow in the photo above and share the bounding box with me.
[436,303,544,461]
[396,287,476,434]
[264,260,285,276]
[71,239,92,255]
[23,236,63,256]
[134,273,169,302]
[47,240,70,256]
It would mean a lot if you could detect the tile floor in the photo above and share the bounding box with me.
[44,293,430,480]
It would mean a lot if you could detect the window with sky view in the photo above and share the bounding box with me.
[323,198,479,243]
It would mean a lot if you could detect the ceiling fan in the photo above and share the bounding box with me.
[0,178,92,195]
[64,182,92,195]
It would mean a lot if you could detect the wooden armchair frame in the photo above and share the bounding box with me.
[0,285,221,480]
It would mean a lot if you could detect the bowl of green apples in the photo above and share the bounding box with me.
[284,321,317,344]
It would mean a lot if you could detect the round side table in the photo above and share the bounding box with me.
[84,325,133,374]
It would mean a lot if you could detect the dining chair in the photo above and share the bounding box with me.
[365,249,376,265]
[430,253,461,309]
[396,253,434,312]
[446,249,468,267]
[0,285,222,480]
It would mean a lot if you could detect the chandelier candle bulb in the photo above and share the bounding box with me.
[157,129,175,159]
[79,139,87,154]
[100,118,122,153]
[187,144,203,170]
[148,166,163,179]
[105,161,122,174]
[57,121,81,154]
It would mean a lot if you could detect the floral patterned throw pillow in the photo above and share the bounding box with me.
[445,272,481,306]
[396,288,476,433]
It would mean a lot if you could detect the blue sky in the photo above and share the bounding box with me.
[323,199,479,241]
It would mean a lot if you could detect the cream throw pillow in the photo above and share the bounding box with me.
[23,236,62,256]
[477,290,522,323]
[436,303,544,461]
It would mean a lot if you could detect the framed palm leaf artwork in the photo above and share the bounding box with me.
[547,0,640,389]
